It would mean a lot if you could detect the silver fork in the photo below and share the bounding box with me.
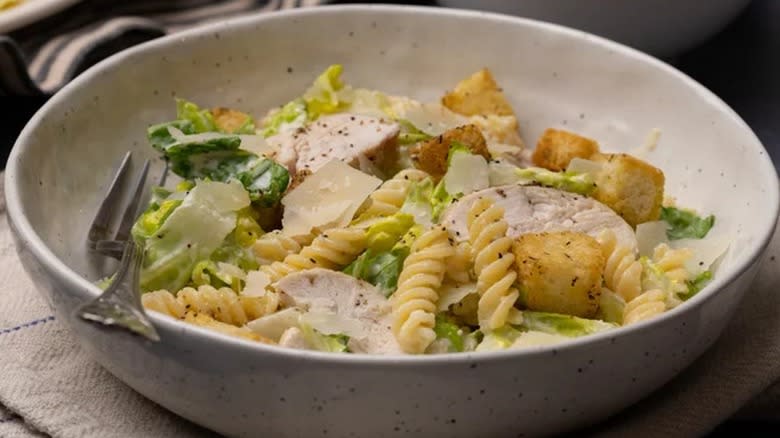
[77,152,164,341]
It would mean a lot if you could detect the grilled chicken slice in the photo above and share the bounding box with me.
[268,113,400,176]
[441,185,638,251]
[275,268,403,355]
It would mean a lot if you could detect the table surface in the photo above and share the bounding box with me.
[0,1,778,436]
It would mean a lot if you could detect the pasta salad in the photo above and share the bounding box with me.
[129,65,727,354]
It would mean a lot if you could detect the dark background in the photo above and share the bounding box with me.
[1,0,778,435]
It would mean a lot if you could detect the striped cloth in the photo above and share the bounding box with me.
[0,0,321,96]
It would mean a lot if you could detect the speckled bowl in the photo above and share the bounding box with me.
[5,5,778,437]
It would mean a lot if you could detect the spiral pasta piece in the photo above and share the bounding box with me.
[261,227,367,283]
[445,241,473,285]
[467,198,520,331]
[360,168,429,217]
[392,226,454,354]
[623,289,666,325]
[183,311,271,343]
[142,285,277,326]
[597,229,643,302]
[141,289,186,319]
[652,243,693,284]
[252,230,303,265]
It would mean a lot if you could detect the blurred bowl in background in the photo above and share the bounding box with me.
[438,0,751,57]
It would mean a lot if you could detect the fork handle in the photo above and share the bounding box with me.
[78,241,160,341]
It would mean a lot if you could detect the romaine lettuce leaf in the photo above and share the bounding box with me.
[160,129,289,207]
[176,98,216,133]
[261,98,307,138]
[433,315,467,352]
[138,180,250,293]
[303,64,349,120]
[343,248,407,296]
[680,270,713,301]
[299,322,350,353]
[660,207,715,240]
[364,213,415,251]
[520,311,616,337]
[397,119,433,145]
[515,167,596,195]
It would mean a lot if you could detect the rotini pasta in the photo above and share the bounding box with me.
[467,197,520,331]
[445,241,473,285]
[647,242,694,308]
[597,229,643,302]
[183,311,271,342]
[652,243,693,284]
[261,227,367,283]
[392,226,454,353]
[359,168,429,217]
[623,289,666,325]
[142,285,277,326]
[141,289,186,319]
[253,230,303,265]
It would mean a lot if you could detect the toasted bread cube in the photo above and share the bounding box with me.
[411,124,490,179]
[532,128,600,171]
[442,69,516,117]
[591,153,665,227]
[211,107,253,133]
[514,231,604,318]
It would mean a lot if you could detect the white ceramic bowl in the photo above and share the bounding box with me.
[438,0,752,57]
[5,5,778,437]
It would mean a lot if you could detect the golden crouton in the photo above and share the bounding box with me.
[532,128,600,171]
[442,69,516,117]
[513,231,605,318]
[211,107,253,133]
[591,153,665,227]
[411,124,490,179]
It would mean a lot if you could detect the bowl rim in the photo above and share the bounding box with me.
[5,4,779,364]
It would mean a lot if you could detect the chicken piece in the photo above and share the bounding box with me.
[441,185,637,251]
[211,107,253,133]
[411,124,490,179]
[267,113,400,176]
[275,268,403,355]
[513,231,605,318]
[590,153,665,227]
[532,128,600,171]
[442,68,516,117]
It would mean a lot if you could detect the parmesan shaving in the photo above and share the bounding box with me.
[281,159,381,237]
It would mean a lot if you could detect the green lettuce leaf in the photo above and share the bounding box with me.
[433,315,467,352]
[300,322,350,353]
[147,120,196,152]
[680,270,713,301]
[397,119,433,145]
[138,180,250,293]
[660,207,715,240]
[158,130,289,207]
[176,98,217,133]
[364,213,415,251]
[515,167,597,195]
[520,311,616,337]
[303,64,349,120]
[261,98,307,138]
[343,248,407,296]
